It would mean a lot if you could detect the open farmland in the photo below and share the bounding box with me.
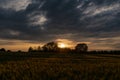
[0,52,120,80]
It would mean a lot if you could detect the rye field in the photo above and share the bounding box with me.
[0,52,120,80]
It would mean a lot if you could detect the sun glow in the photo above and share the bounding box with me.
[58,43,66,48]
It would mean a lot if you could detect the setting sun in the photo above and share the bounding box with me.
[58,43,66,48]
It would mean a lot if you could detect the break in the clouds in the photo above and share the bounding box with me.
[0,0,120,51]
[0,0,31,11]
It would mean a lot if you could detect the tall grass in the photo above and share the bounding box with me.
[0,53,120,80]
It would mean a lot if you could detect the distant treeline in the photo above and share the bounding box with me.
[0,41,120,54]
[88,50,120,54]
[28,41,88,53]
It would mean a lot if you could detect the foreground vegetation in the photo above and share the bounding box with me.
[0,52,120,80]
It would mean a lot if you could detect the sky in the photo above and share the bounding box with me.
[0,0,120,51]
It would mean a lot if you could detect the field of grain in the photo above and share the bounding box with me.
[0,52,120,80]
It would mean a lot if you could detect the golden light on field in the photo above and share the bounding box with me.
[58,43,66,48]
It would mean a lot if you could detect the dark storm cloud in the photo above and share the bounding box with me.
[0,0,81,41]
[0,0,120,49]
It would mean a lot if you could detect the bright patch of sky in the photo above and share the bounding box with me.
[0,0,31,11]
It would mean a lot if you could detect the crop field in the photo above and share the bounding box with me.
[0,52,120,80]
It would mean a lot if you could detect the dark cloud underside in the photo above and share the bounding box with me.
[0,0,120,50]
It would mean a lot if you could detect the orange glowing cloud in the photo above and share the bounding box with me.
[56,39,76,49]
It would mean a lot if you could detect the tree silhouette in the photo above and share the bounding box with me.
[75,43,88,53]
[0,48,6,52]
[7,50,11,52]
[37,46,41,51]
[28,47,34,52]
[42,42,59,52]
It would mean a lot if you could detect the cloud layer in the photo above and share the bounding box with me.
[0,0,120,50]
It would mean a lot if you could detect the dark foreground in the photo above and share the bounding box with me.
[0,52,120,80]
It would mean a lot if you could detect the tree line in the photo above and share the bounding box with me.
[28,41,120,54]
[28,41,88,53]
[0,41,120,54]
